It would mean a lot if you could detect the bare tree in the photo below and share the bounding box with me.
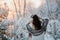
[23,0,26,17]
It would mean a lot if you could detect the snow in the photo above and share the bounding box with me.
[0,0,60,40]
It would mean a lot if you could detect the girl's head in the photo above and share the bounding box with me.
[31,15,40,21]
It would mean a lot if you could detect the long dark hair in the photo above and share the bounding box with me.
[31,15,42,30]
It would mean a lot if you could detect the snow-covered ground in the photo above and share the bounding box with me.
[0,0,60,40]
